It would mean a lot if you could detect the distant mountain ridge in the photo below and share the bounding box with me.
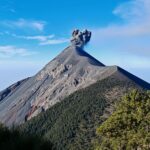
[0,45,150,126]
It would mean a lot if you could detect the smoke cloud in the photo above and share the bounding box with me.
[71,29,92,47]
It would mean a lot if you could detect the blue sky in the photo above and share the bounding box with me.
[0,0,150,90]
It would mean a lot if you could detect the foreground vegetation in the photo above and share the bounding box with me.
[0,124,53,150]
[21,76,136,150]
[0,76,148,150]
[96,90,150,150]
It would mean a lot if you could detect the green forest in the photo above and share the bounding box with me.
[0,124,53,150]
[20,76,137,150]
[0,76,149,150]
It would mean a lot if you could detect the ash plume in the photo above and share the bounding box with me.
[71,29,92,47]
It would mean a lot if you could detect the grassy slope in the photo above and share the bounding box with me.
[21,75,139,150]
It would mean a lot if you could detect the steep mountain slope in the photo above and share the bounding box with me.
[0,78,30,102]
[0,46,117,126]
[21,74,142,150]
[0,45,150,126]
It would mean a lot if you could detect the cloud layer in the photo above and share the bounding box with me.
[91,0,150,69]
[12,34,69,45]
[0,45,35,58]
[1,18,46,31]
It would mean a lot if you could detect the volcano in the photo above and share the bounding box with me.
[0,30,150,126]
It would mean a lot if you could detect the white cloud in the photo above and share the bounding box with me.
[13,34,54,42]
[40,38,69,45]
[91,0,150,58]
[107,55,150,69]
[0,45,36,57]
[21,35,55,41]
[1,18,46,31]
[113,0,150,22]
[12,34,69,45]
[92,23,150,39]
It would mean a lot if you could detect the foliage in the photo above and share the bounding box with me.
[21,76,137,150]
[96,90,150,150]
[0,124,54,150]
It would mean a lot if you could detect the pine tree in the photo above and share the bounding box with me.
[95,90,150,150]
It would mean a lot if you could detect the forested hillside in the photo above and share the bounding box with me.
[21,75,138,150]
[0,124,53,150]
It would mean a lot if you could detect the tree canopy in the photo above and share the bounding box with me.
[96,90,150,150]
[0,124,53,150]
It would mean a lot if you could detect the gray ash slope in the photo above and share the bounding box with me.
[0,46,116,126]
[0,31,150,126]
[0,78,30,102]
